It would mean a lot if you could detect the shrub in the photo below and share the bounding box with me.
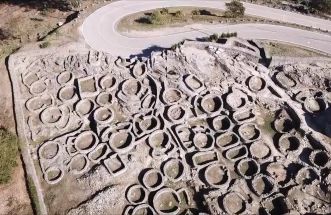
[148,11,165,24]
[192,9,200,15]
[0,128,19,184]
[0,28,12,40]
[39,41,50,49]
[160,8,169,15]
[225,0,245,18]
[209,33,219,42]
[174,10,183,18]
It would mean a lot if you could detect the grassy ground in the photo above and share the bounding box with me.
[259,40,330,58]
[117,7,255,31]
[0,128,19,184]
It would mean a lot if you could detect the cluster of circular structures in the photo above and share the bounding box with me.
[15,42,331,214]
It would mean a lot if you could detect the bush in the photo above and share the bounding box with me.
[225,0,245,18]
[192,9,200,15]
[220,32,238,38]
[174,10,183,18]
[209,33,219,42]
[160,8,169,15]
[39,41,50,49]
[0,28,12,40]
[148,11,165,24]
[0,128,19,184]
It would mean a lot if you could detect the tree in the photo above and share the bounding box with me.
[224,0,245,18]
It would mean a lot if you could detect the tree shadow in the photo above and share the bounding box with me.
[1,0,72,11]
[304,106,331,138]
[135,17,151,24]
[129,45,166,58]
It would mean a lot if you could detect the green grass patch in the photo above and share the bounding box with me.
[0,128,19,184]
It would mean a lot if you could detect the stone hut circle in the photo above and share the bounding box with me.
[7,38,331,214]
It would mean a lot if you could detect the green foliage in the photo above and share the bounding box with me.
[209,33,219,42]
[39,41,50,49]
[148,11,165,24]
[160,8,169,15]
[174,10,183,17]
[225,0,245,18]
[220,32,238,38]
[307,0,331,13]
[0,128,18,184]
[192,9,200,15]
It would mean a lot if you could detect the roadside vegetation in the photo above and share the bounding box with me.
[0,128,19,184]
[224,0,245,18]
[118,6,251,31]
[248,0,331,16]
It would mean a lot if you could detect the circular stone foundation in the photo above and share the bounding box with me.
[99,75,117,90]
[131,204,155,215]
[94,107,114,124]
[153,188,180,215]
[295,166,319,185]
[122,79,142,97]
[132,62,147,78]
[69,154,89,175]
[210,115,232,132]
[40,107,62,125]
[251,174,275,197]
[183,74,203,92]
[142,169,164,191]
[204,164,229,188]
[277,134,301,155]
[148,130,171,151]
[200,94,223,114]
[58,86,76,101]
[74,131,99,153]
[225,145,248,162]
[193,132,214,151]
[39,141,60,160]
[250,141,271,160]
[236,158,260,179]
[247,76,266,92]
[109,130,135,154]
[303,97,327,113]
[162,88,183,104]
[309,150,329,168]
[57,71,73,85]
[163,159,185,182]
[238,123,261,142]
[137,115,159,133]
[30,80,47,95]
[273,117,294,133]
[75,99,94,117]
[96,92,112,106]
[166,105,186,123]
[222,192,246,214]
[216,132,240,150]
[126,184,148,205]
[226,90,247,110]
[44,166,63,185]
[275,72,296,89]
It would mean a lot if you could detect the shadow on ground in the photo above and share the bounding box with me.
[305,106,331,138]
[130,45,166,58]
[1,0,72,11]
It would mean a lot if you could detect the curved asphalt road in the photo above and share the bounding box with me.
[82,0,331,57]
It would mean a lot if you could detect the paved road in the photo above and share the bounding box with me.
[82,0,331,57]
